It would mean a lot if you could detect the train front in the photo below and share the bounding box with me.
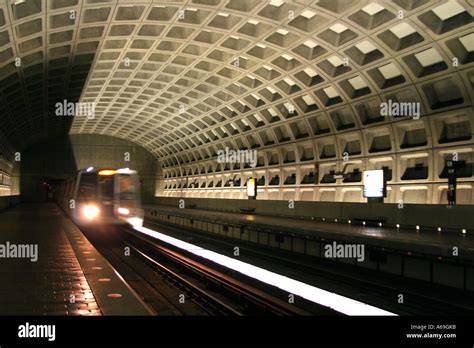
[74,168,144,228]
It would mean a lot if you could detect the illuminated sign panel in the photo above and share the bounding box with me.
[363,170,384,198]
[247,178,256,198]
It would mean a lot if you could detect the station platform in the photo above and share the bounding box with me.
[143,203,474,291]
[0,203,151,315]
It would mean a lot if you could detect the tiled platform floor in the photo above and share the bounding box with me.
[0,204,100,315]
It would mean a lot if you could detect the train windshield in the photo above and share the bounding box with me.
[77,173,97,199]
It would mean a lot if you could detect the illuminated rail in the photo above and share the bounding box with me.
[134,225,397,316]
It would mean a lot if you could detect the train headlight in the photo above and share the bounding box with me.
[118,207,130,215]
[83,205,100,220]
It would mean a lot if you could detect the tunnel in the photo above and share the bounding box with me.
[0,0,473,346]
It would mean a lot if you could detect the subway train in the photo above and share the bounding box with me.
[57,167,143,228]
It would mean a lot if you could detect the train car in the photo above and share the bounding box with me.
[57,167,144,228]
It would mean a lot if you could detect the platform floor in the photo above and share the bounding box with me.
[144,204,474,258]
[0,203,151,315]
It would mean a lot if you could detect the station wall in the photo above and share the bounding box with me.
[0,154,20,197]
[0,195,20,210]
[159,107,474,205]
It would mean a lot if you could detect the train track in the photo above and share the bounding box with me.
[84,226,311,316]
[119,228,310,316]
[89,232,201,315]
[142,218,474,316]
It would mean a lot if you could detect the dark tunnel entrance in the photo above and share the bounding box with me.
[20,136,78,203]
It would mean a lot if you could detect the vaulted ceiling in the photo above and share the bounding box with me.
[0,0,473,170]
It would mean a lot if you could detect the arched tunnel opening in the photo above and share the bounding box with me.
[17,134,159,203]
[0,0,473,346]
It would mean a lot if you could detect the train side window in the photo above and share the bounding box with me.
[117,174,134,200]
[69,180,75,199]
[66,181,72,199]
[99,176,114,200]
[77,174,97,199]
